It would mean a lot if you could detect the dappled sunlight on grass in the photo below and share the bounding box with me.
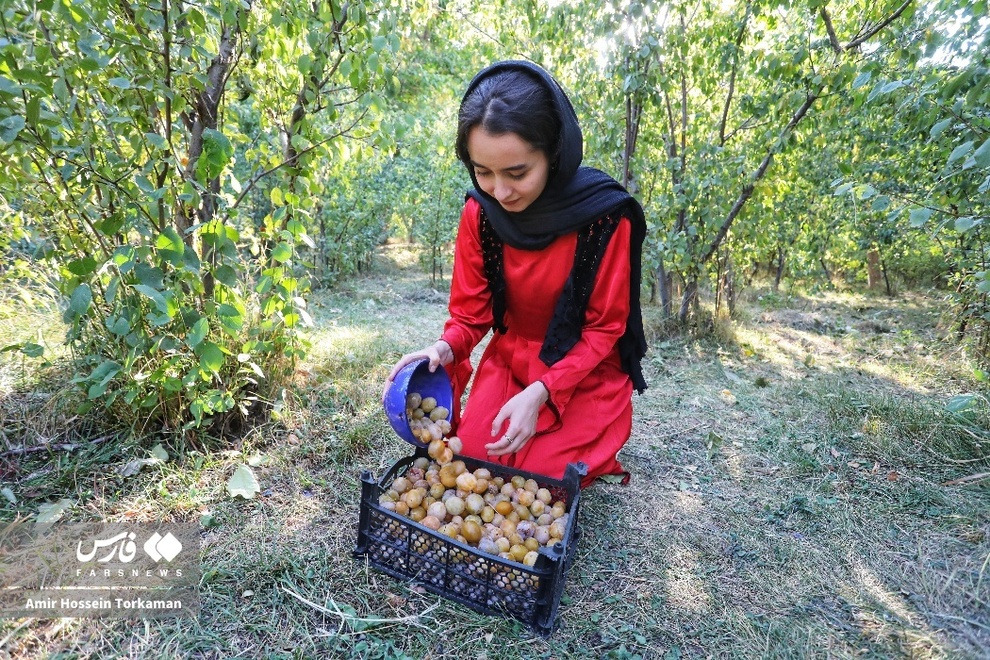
[664,544,711,613]
[308,323,381,362]
[671,490,704,515]
[840,555,951,656]
[848,555,916,622]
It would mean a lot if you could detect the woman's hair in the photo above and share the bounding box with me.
[455,70,561,170]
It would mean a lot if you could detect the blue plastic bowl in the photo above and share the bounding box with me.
[383,358,453,447]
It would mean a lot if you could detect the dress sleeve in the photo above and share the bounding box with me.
[538,217,632,415]
[440,198,493,363]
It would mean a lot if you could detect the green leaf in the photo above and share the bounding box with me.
[20,342,44,358]
[947,141,974,167]
[908,208,932,227]
[186,317,209,349]
[106,316,130,336]
[145,132,168,150]
[0,76,20,95]
[151,444,169,462]
[156,227,184,253]
[109,77,132,89]
[197,341,224,374]
[227,464,260,499]
[196,128,234,183]
[833,182,853,196]
[66,256,98,276]
[973,138,990,168]
[851,71,871,89]
[0,115,26,143]
[955,217,979,233]
[947,394,976,413]
[134,284,168,314]
[855,184,876,200]
[929,118,952,141]
[213,264,238,287]
[69,284,93,315]
[135,263,165,289]
[271,242,292,263]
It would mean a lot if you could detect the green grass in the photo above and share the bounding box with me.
[2,251,989,659]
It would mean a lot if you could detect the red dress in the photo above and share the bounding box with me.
[441,197,633,488]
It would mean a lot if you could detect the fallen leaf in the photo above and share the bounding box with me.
[36,498,74,525]
[801,443,817,453]
[1,486,16,504]
[227,464,261,499]
[887,471,899,481]
[706,432,724,458]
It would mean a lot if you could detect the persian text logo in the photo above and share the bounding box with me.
[76,531,183,564]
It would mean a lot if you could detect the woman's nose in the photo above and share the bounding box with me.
[493,178,512,201]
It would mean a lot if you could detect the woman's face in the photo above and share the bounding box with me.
[467,127,550,213]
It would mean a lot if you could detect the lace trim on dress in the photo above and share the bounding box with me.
[480,208,508,334]
[479,208,621,367]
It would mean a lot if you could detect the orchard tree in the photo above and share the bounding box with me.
[829,0,989,356]
[576,0,915,322]
[0,0,397,438]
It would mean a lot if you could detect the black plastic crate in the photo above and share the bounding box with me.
[354,447,586,636]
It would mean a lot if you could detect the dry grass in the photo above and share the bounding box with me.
[1,253,988,659]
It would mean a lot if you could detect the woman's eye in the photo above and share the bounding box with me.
[475,169,491,178]
[510,172,526,181]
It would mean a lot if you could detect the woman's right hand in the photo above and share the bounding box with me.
[382,340,454,400]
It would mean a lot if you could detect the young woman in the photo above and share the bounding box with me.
[386,60,647,487]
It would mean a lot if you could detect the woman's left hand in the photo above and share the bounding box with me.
[486,381,549,456]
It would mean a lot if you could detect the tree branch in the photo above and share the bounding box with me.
[845,0,913,51]
[820,7,843,54]
[700,92,820,264]
[719,8,750,146]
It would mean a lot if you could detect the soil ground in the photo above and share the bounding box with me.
[1,248,988,659]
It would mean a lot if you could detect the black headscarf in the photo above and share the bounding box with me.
[460,60,648,393]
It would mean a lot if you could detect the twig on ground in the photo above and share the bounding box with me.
[280,585,436,636]
[0,617,34,649]
[941,472,990,486]
[0,435,112,457]
[930,611,990,633]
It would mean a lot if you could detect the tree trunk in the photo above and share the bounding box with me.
[678,280,697,324]
[774,244,786,290]
[866,249,883,290]
[881,256,892,296]
[657,260,673,318]
[724,253,736,316]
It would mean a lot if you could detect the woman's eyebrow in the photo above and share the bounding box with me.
[470,161,528,172]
